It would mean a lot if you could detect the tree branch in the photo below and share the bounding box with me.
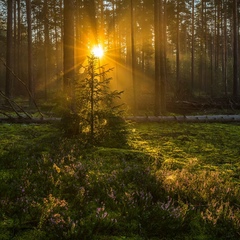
[0,58,44,117]
[0,90,34,118]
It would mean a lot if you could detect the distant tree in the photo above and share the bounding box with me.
[191,0,195,91]
[75,0,85,66]
[84,0,97,45]
[176,0,180,91]
[154,0,166,115]
[16,0,21,77]
[221,0,228,96]
[154,0,160,115]
[26,0,34,105]
[130,0,137,115]
[43,0,49,99]
[233,0,239,100]
[63,0,75,97]
[4,0,240,110]
[5,0,13,99]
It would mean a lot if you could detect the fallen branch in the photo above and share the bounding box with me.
[126,115,240,123]
[0,58,43,118]
[0,110,13,119]
[0,90,31,118]
[0,117,61,124]
[168,100,240,113]
[1,115,240,124]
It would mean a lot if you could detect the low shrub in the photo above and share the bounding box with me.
[1,123,240,239]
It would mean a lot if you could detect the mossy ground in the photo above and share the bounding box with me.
[0,122,239,239]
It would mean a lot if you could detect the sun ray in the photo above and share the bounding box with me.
[92,45,104,58]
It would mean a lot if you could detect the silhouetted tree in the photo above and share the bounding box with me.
[5,0,13,99]
[26,0,34,105]
[233,0,239,99]
[63,0,75,97]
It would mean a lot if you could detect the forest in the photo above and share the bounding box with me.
[0,0,240,240]
[0,0,240,115]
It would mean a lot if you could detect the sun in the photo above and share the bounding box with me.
[92,45,104,58]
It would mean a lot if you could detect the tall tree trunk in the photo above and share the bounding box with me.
[26,0,34,105]
[154,0,166,115]
[224,2,228,96]
[222,1,228,96]
[13,0,17,94]
[211,5,217,97]
[100,0,104,44]
[75,0,82,67]
[43,0,49,99]
[203,1,207,93]
[17,0,21,78]
[215,3,220,96]
[210,32,214,96]
[154,0,161,115]
[233,0,239,100]
[163,0,168,92]
[199,0,204,93]
[63,0,75,97]
[191,0,195,92]
[60,0,63,83]
[176,0,180,95]
[84,0,97,45]
[54,0,61,89]
[160,1,166,113]
[130,0,137,115]
[5,0,13,100]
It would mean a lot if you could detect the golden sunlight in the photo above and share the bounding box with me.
[92,45,104,58]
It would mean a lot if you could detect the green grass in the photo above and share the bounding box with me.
[131,122,240,175]
[0,122,240,239]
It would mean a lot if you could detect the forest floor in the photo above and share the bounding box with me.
[0,122,240,239]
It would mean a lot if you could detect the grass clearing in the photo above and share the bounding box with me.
[0,122,240,239]
[131,123,240,175]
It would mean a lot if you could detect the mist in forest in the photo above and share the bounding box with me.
[0,0,239,114]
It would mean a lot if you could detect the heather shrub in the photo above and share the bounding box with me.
[155,168,240,238]
[1,123,240,239]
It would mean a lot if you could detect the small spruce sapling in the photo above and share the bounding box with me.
[61,54,127,146]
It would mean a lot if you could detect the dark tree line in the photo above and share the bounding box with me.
[0,0,240,114]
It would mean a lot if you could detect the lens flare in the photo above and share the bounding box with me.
[92,45,104,58]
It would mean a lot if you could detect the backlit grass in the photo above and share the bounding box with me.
[0,122,239,239]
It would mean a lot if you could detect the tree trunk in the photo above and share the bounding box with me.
[13,0,17,94]
[222,1,228,96]
[176,0,180,94]
[63,0,75,97]
[154,0,161,116]
[199,1,204,93]
[26,0,34,105]
[5,0,13,100]
[214,3,220,97]
[130,0,137,115]
[43,0,49,99]
[17,0,21,78]
[154,0,166,115]
[233,0,239,100]
[160,1,166,113]
[191,0,195,92]
[126,115,240,123]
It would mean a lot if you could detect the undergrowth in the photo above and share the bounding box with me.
[0,123,240,239]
